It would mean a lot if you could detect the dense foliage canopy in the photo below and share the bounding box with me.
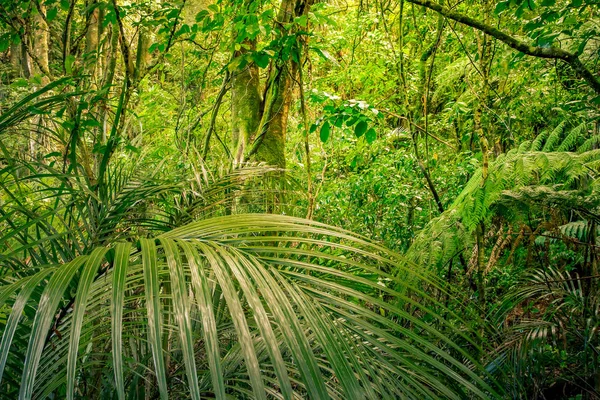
[0,0,599,398]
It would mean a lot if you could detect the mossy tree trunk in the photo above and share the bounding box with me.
[230,0,312,170]
[231,39,262,167]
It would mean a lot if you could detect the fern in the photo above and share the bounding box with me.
[578,134,600,153]
[557,122,587,152]
[541,121,566,152]
[517,140,532,153]
[406,119,600,270]
[529,126,551,151]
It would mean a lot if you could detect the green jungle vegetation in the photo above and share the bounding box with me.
[0,0,599,398]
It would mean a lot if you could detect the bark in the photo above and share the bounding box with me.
[9,42,20,72]
[253,61,294,168]
[133,26,152,83]
[111,0,133,85]
[404,0,600,94]
[228,0,312,170]
[86,0,100,83]
[20,40,33,78]
[34,5,49,82]
[249,0,312,168]
[101,23,119,143]
[86,1,100,55]
[62,0,76,74]
[231,44,262,166]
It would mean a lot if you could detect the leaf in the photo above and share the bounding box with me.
[1,212,504,398]
[19,257,88,400]
[179,242,226,398]
[333,115,345,128]
[365,128,377,143]
[577,39,587,56]
[47,8,58,21]
[355,120,368,138]
[219,248,296,398]
[320,121,331,142]
[141,239,168,400]
[0,269,54,386]
[295,14,308,27]
[161,239,201,400]
[111,243,131,400]
[494,1,510,14]
[195,10,209,22]
[0,34,9,53]
[67,248,109,400]
[252,51,271,68]
[196,242,267,399]
[345,116,358,126]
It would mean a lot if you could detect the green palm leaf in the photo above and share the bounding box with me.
[0,214,502,399]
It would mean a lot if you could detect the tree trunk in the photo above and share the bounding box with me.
[231,43,262,167]
[86,0,101,85]
[86,1,100,56]
[9,42,20,73]
[251,0,312,168]
[228,0,312,169]
[101,23,119,144]
[20,39,32,78]
[253,61,294,168]
[34,5,50,80]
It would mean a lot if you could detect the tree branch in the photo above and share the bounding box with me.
[405,0,600,94]
[202,71,231,160]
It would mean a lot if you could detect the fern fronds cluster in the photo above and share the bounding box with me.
[406,122,599,269]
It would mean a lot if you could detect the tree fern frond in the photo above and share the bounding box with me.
[557,122,587,152]
[541,121,566,152]
[578,135,600,153]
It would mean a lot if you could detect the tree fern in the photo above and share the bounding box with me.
[541,121,565,152]
[557,122,587,152]
[529,126,552,152]
[406,120,600,270]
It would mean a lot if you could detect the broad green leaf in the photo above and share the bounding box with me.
[365,128,376,143]
[252,52,271,68]
[355,120,368,137]
[47,8,58,21]
[320,121,330,142]
[494,1,510,14]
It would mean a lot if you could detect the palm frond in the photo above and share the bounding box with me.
[0,214,503,399]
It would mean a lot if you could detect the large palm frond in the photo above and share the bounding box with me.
[0,214,502,399]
